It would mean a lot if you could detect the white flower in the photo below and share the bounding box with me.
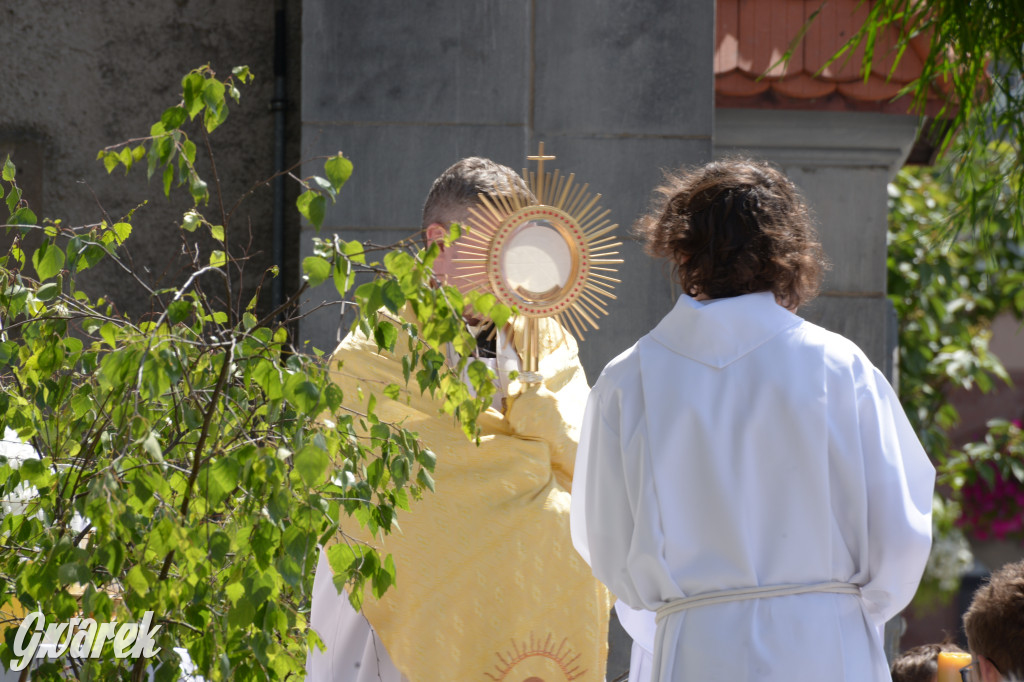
[924,526,974,593]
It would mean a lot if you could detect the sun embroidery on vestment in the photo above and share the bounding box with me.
[483,632,586,681]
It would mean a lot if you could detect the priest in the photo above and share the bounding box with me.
[306,157,611,682]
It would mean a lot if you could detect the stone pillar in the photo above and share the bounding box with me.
[299,1,531,349]
[715,108,919,374]
[299,1,714,379]
[530,0,715,374]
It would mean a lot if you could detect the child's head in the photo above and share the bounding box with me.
[632,158,827,310]
[891,642,968,682]
[963,559,1024,681]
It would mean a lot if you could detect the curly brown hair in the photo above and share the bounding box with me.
[964,559,1024,678]
[632,158,827,309]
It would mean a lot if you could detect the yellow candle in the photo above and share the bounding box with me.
[937,651,973,682]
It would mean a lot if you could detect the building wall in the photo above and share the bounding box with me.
[1,0,302,319]
[299,0,715,379]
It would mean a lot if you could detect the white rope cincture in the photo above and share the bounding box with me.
[655,581,861,624]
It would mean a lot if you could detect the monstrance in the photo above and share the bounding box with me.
[455,142,623,381]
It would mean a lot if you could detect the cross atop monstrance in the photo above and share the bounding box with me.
[526,141,556,204]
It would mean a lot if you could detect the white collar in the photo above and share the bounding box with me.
[649,292,802,368]
[446,326,521,409]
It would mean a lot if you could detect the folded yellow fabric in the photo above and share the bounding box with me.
[328,315,611,681]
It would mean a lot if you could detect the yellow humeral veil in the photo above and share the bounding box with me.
[327,314,611,682]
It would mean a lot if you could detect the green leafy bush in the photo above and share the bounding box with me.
[887,152,1024,456]
[888,140,1024,607]
[0,65,504,680]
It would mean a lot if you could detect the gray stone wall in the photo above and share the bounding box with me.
[299,0,715,380]
[1,0,302,319]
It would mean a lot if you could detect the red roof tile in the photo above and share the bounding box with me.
[715,0,953,115]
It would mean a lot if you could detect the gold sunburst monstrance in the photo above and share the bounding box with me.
[454,143,623,364]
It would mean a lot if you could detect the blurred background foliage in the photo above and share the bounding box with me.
[887,135,1024,607]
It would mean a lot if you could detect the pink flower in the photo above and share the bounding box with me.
[990,519,1016,540]
[955,431,1024,543]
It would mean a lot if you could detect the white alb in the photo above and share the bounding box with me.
[571,292,935,681]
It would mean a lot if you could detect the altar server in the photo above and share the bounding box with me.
[571,158,935,681]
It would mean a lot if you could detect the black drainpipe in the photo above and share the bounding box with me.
[271,0,288,312]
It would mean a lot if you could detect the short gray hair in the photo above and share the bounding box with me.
[421,157,533,230]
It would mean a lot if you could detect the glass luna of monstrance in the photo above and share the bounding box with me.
[454,143,623,382]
